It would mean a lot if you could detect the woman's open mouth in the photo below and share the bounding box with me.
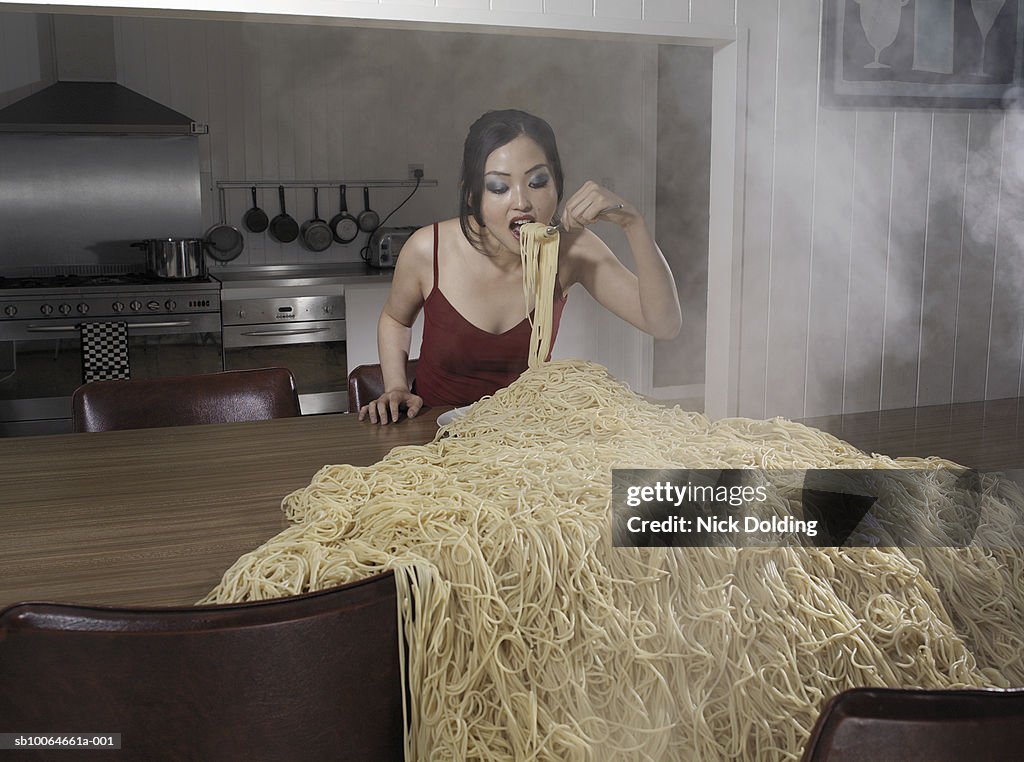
[510,217,535,241]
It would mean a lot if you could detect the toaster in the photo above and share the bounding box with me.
[368,226,419,269]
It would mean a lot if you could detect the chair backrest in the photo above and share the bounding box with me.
[0,571,404,762]
[801,687,1024,761]
[347,359,418,413]
[71,367,301,432]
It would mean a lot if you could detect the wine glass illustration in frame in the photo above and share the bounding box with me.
[856,0,911,69]
[821,0,1024,109]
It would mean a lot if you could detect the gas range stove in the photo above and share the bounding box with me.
[0,270,220,322]
[0,272,212,290]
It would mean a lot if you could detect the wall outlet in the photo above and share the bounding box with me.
[408,163,424,180]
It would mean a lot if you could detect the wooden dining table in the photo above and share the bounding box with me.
[4,391,1021,611]
[0,411,444,609]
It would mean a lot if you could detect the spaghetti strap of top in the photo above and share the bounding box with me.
[413,222,567,408]
[432,222,440,292]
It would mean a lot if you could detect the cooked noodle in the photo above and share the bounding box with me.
[519,222,559,368]
[202,360,1024,761]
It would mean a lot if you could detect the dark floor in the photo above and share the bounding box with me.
[798,397,1024,472]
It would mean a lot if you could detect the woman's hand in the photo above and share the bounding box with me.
[358,389,424,424]
[559,180,640,233]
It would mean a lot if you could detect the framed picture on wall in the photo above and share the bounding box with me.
[822,0,1024,109]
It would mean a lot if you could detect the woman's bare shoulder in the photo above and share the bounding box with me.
[402,224,435,258]
[403,219,465,255]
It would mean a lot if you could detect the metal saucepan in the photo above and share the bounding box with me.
[132,238,208,279]
[243,186,269,233]
[300,187,333,252]
[329,184,359,244]
[269,185,299,243]
[357,186,380,233]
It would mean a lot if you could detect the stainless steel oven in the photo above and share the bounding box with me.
[215,268,348,415]
[0,272,222,436]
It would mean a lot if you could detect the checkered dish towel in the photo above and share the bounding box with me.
[80,321,131,383]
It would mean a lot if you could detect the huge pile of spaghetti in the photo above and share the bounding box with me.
[202,360,1024,760]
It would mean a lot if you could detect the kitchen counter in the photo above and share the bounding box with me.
[0,410,442,609]
[210,262,395,287]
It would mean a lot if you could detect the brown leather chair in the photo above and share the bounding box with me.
[801,687,1024,761]
[71,367,301,432]
[0,571,404,762]
[347,359,418,413]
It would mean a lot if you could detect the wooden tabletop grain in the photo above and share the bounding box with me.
[0,411,442,609]
[5,395,1020,611]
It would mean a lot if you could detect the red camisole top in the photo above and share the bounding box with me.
[413,223,567,407]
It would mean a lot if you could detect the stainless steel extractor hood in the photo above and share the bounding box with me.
[0,81,199,135]
[0,16,202,135]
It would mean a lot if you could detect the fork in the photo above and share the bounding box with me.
[545,204,625,236]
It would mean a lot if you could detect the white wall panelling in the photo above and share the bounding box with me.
[918,114,970,408]
[733,0,1024,419]
[843,110,893,416]
[642,1,687,25]
[703,25,744,420]
[733,0,775,418]
[594,0,642,21]
[689,0,736,27]
[0,1,736,44]
[762,0,817,419]
[989,113,1024,400]
[954,112,1002,404]
[879,111,930,412]
[544,0,591,17]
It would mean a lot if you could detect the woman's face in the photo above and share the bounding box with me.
[477,135,559,256]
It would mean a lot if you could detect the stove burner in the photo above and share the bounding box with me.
[0,273,212,290]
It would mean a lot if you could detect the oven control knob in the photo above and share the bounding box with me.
[77,303,90,314]
[40,304,53,315]
[112,301,125,313]
[4,305,16,317]
[323,304,333,315]
[165,300,177,311]
[58,303,72,315]
[130,300,142,312]
[237,309,246,319]
[147,300,160,311]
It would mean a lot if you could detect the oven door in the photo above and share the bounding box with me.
[222,319,347,415]
[0,314,222,436]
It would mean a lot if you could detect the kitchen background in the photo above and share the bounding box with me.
[2,0,1023,423]
[0,9,710,404]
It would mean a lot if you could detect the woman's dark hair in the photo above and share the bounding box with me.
[459,109,564,251]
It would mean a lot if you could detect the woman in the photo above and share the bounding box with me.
[359,109,681,424]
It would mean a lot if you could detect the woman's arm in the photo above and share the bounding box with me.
[358,227,432,424]
[561,181,682,340]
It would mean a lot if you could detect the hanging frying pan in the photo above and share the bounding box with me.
[243,186,269,233]
[300,187,333,252]
[269,185,299,243]
[204,222,244,262]
[357,186,380,233]
[329,184,359,244]
[204,186,244,262]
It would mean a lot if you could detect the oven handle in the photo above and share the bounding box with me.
[26,321,195,333]
[237,326,332,337]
